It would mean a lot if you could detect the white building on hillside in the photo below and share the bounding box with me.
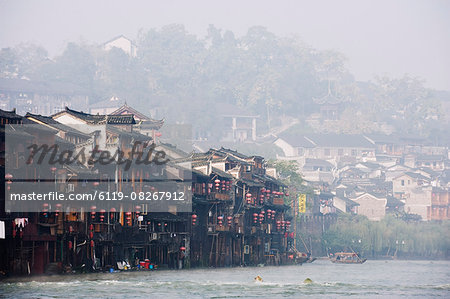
[103,35,137,57]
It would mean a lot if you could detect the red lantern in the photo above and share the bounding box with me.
[68,241,73,250]
[180,246,186,251]
[90,240,94,247]
[90,206,96,219]
[214,179,220,190]
[253,213,258,223]
[246,193,252,204]
[191,214,197,226]
[227,216,232,226]
[89,231,94,239]
[89,224,94,231]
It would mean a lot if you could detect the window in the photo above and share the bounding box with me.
[351,149,357,156]
[401,180,405,186]
[338,149,343,156]
[324,149,330,156]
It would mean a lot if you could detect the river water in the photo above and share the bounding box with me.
[1,260,449,298]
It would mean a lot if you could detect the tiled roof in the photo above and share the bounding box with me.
[386,196,404,207]
[416,155,446,162]
[0,109,22,120]
[25,112,90,138]
[305,134,375,148]
[136,119,164,130]
[55,136,75,147]
[106,125,151,141]
[21,119,58,134]
[403,172,429,181]
[158,143,189,159]
[53,107,136,125]
[335,196,359,207]
[278,133,375,148]
[217,147,250,160]
[212,167,234,179]
[277,134,315,148]
[238,178,264,187]
[111,104,150,121]
[106,114,135,124]
[253,173,287,187]
[363,134,397,144]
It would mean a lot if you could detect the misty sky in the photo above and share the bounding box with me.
[1,0,449,90]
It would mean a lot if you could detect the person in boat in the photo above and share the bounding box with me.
[254,275,263,282]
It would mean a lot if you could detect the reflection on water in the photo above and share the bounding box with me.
[1,260,449,298]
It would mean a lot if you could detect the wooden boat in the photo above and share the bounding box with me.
[288,245,313,264]
[329,252,367,264]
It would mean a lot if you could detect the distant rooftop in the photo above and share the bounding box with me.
[53,107,136,125]
[279,133,375,148]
